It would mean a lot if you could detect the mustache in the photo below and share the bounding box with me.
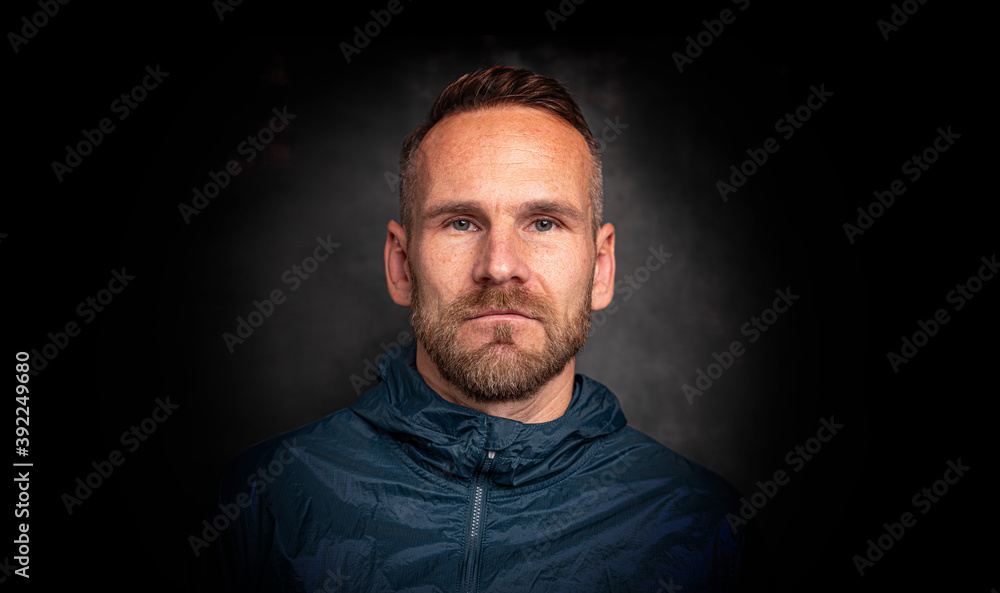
[447,284,553,323]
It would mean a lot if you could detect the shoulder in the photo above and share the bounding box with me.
[597,425,742,523]
[573,374,741,517]
[621,426,738,494]
[601,427,748,587]
[217,391,385,502]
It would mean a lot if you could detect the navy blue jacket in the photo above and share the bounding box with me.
[199,342,745,592]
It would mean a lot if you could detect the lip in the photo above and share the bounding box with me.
[468,309,535,321]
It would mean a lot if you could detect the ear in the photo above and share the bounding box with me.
[590,222,616,311]
[384,220,412,307]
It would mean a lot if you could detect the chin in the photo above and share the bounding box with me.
[466,319,543,343]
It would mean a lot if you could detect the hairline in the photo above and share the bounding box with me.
[407,106,600,242]
[398,74,604,246]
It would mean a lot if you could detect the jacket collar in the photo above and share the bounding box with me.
[350,340,627,487]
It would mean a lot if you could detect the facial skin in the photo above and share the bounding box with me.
[384,106,616,423]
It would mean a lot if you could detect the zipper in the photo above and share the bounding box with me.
[461,449,496,593]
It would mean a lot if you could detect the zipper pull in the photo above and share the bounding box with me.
[487,450,495,459]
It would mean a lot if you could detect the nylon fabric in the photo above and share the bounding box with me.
[199,341,746,592]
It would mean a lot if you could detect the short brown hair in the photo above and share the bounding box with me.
[398,66,603,239]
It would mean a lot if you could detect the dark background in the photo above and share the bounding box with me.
[5,1,995,591]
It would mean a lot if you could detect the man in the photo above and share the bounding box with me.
[200,66,746,592]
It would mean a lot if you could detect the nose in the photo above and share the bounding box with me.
[473,225,531,286]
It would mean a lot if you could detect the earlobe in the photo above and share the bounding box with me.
[384,220,412,307]
[590,222,616,311]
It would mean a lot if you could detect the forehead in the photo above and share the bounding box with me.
[413,106,592,214]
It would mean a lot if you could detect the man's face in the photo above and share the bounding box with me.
[405,106,598,403]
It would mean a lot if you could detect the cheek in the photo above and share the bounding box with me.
[414,253,468,308]
[535,255,594,310]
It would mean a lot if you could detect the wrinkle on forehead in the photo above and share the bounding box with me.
[421,107,586,158]
[412,106,592,217]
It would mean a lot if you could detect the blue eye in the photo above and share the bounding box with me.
[452,220,472,231]
[533,220,555,232]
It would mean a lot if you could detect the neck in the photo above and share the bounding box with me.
[414,342,575,424]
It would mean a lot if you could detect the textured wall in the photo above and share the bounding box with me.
[141,37,851,495]
[13,12,990,589]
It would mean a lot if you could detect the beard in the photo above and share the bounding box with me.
[410,267,593,404]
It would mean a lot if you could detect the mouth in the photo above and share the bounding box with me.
[468,309,535,321]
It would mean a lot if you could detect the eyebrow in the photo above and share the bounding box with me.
[422,199,586,226]
[422,200,486,221]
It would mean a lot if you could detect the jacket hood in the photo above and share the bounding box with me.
[350,340,628,488]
